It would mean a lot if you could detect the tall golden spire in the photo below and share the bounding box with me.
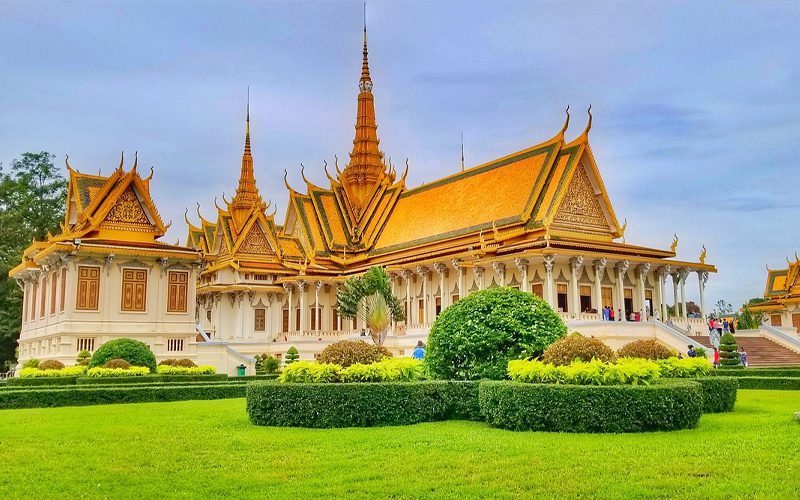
[230,88,262,229]
[341,15,388,217]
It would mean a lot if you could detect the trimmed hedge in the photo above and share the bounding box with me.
[7,376,79,387]
[694,377,738,413]
[708,368,800,378]
[247,381,481,428]
[479,380,703,433]
[734,377,800,390]
[0,384,246,410]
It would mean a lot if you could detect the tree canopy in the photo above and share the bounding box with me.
[336,266,404,345]
[0,152,67,370]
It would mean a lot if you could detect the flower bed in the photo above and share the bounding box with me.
[507,357,710,386]
[86,366,151,378]
[479,379,703,433]
[279,358,424,383]
[155,365,216,375]
[19,366,88,378]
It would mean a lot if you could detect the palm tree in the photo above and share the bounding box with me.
[336,267,405,345]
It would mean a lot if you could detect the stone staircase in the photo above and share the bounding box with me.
[688,335,800,367]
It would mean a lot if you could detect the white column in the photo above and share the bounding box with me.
[473,266,485,291]
[416,266,429,324]
[403,269,412,324]
[671,271,680,318]
[615,260,629,321]
[635,263,650,321]
[492,262,506,287]
[434,263,447,312]
[315,281,322,331]
[592,258,606,313]
[543,254,556,308]
[515,258,529,293]
[698,270,709,321]
[569,256,583,314]
[283,283,293,332]
[452,259,463,298]
[678,268,689,320]
[297,280,307,332]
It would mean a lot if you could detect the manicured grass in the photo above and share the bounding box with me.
[0,390,798,498]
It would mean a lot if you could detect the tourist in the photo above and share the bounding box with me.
[723,319,730,333]
[617,309,622,321]
[609,308,615,321]
[709,327,721,349]
[739,347,748,367]
[730,321,736,334]
[687,345,696,358]
[412,340,426,360]
[677,352,684,359]
[713,347,720,368]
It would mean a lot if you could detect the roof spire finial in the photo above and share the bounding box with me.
[245,86,251,154]
[558,105,570,137]
[461,131,465,172]
[359,3,372,92]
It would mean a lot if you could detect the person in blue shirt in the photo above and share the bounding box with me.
[687,345,696,358]
[412,341,426,360]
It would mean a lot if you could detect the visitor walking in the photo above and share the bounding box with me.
[609,308,615,321]
[713,347,720,368]
[723,319,730,333]
[739,347,748,368]
[730,321,736,334]
[412,341,426,360]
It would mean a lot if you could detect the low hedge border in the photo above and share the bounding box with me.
[247,381,482,428]
[694,377,737,413]
[709,368,800,378]
[479,380,703,433]
[6,376,79,387]
[734,377,800,390]
[0,384,246,410]
[0,378,276,392]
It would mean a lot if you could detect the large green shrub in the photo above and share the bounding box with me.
[479,380,703,432]
[718,333,742,369]
[0,384,245,410]
[693,377,738,413]
[542,333,615,366]
[88,339,157,372]
[317,340,392,367]
[617,339,675,360]
[247,381,465,428]
[427,287,566,380]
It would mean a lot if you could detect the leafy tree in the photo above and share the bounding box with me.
[737,305,764,330]
[0,152,67,370]
[336,266,405,345]
[712,299,734,318]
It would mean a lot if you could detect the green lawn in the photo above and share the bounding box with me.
[0,390,798,499]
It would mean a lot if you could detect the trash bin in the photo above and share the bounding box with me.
[237,364,246,377]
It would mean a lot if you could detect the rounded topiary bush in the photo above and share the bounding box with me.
[317,340,392,367]
[718,333,742,369]
[426,287,567,380]
[102,358,131,369]
[542,333,615,366]
[88,338,157,372]
[617,339,675,360]
[159,358,196,368]
[38,359,65,370]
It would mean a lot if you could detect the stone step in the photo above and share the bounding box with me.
[688,335,800,367]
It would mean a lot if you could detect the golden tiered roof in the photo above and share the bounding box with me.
[186,28,715,281]
[751,258,800,311]
[10,154,200,278]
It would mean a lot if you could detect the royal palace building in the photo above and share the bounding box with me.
[12,28,718,373]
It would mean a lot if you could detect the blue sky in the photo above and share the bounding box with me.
[1,0,798,309]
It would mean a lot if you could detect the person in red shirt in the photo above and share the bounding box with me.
[713,347,720,368]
